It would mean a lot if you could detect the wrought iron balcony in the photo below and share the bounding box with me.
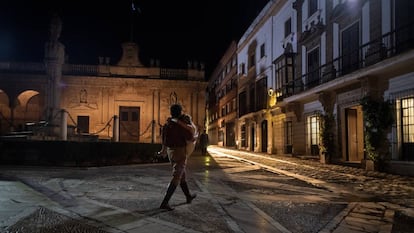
[281,23,414,97]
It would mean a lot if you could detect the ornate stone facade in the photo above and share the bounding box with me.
[0,16,207,143]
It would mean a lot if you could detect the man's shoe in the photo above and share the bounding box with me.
[186,193,197,204]
[159,182,177,211]
[160,203,174,211]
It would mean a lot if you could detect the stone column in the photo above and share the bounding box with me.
[44,14,65,129]
[152,89,160,143]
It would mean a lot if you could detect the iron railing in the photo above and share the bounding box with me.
[278,23,414,99]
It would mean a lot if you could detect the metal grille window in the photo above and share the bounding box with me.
[401,98,414,143]
[307,115,320,155]
[400,97,414,160]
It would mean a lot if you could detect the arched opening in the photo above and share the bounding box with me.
[14,90,42,131]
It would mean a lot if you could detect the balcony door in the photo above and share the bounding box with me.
[307,48,319,89]
[342,23,360,74]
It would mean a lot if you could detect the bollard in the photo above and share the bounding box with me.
[60,109,67,141]
[113,115,119,142]
[151,120,156,143]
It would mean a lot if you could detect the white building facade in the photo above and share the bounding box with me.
[210,0,414,176]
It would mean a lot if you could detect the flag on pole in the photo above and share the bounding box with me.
[131,1,141,13]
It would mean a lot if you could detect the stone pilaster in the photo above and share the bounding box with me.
[287,102,303,122]
[318,91,336,114]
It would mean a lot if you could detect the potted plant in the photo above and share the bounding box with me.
[319,113,335,164]
[360,96,394,171]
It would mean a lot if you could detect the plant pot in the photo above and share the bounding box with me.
[365,159,377,171]
[320,153,330,164]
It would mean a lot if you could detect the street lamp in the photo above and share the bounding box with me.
[268,87,274,97]
[268,88,277,108]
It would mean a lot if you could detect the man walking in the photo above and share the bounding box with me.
[199,129,209,156]
[159,104,197,211]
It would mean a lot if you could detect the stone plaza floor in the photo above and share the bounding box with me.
[1,146,414,233]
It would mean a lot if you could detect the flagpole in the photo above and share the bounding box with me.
[130,0,134,42]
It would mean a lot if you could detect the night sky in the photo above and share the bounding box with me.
[0,0,269,77]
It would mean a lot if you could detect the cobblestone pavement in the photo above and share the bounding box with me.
[208,146,414,233]
[0,146,413,233]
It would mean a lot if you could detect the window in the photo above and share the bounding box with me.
[121,111,129,121]
[131,111,139,121]
[239,91,247,116]
[240,63,246,74]
[307,115,320,155]
[395,0,414,52]
[309,0,318,16]
[284,18,292,38]
[275,53,295,97]
[249,52,256,68]
[256,78,267,111]
[400,97,414,160]
[260,43,265,58]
